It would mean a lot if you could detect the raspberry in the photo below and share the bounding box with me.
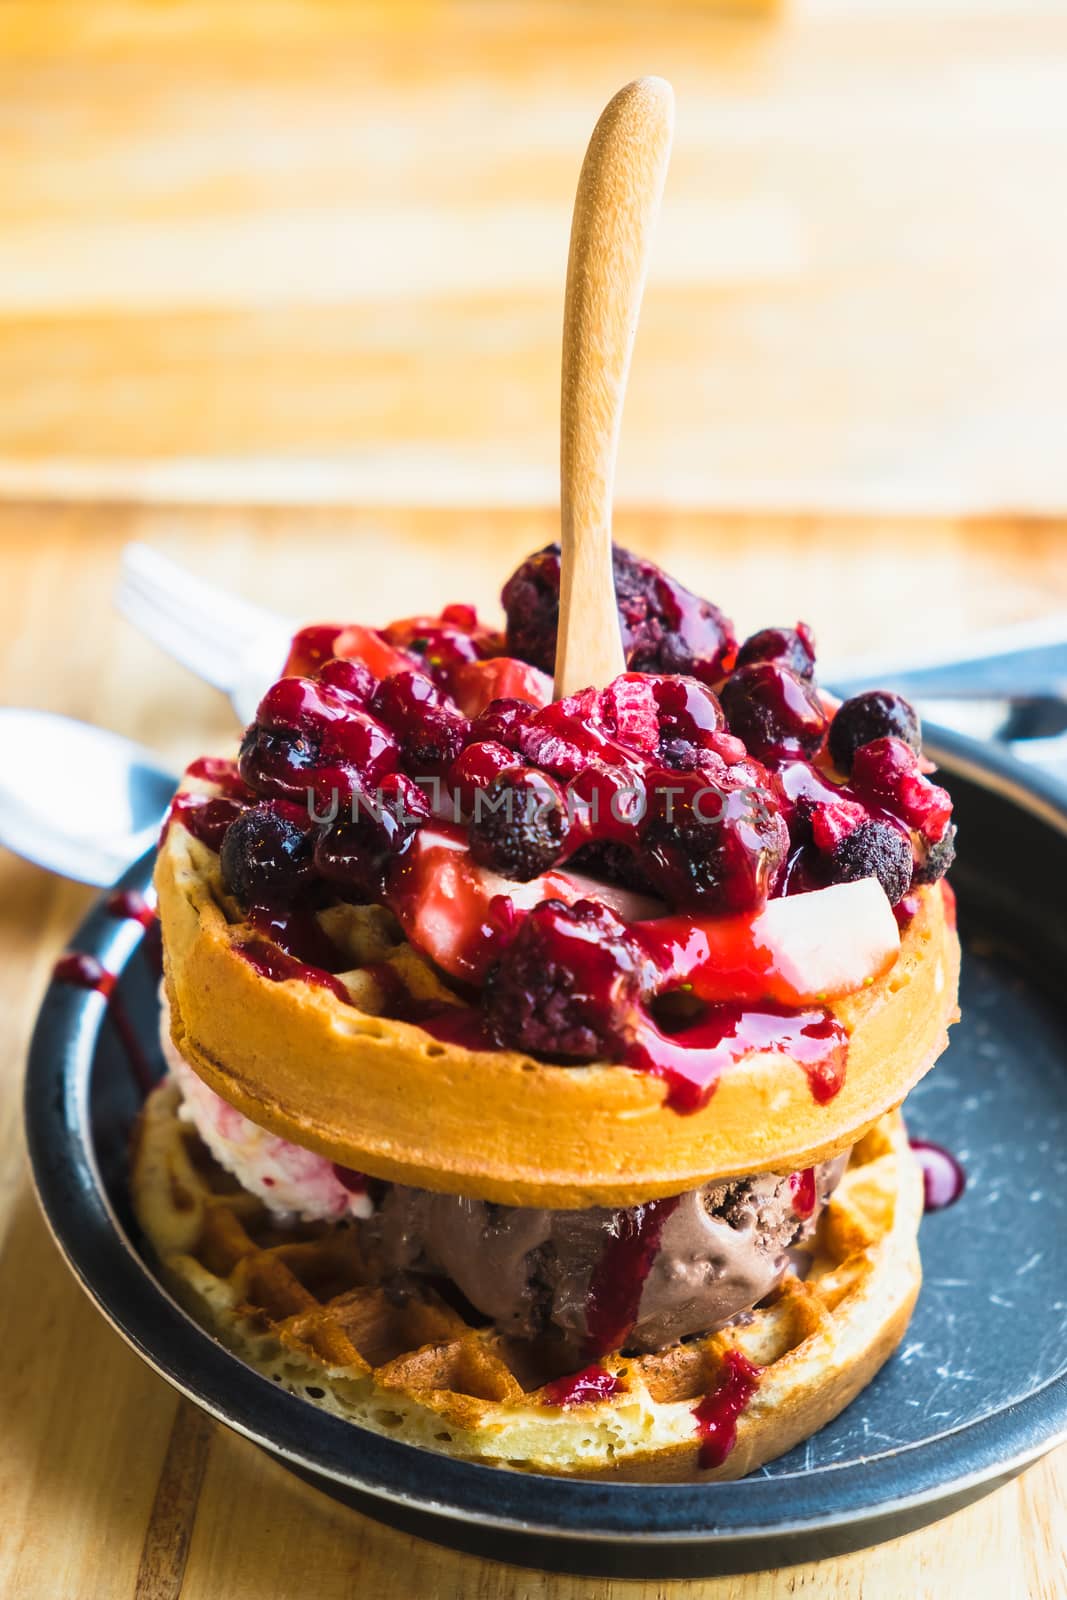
[720,664,828,761]
[501,543,735,684]
[469,696,539,750]
[468,770,568,881]
[827,818,913,905]
[735,624,816,680]
[220,802,315,907]
[828,691,920,775]
[598,674,661,754]
[483,899,641,1059]
[850,737,952,843]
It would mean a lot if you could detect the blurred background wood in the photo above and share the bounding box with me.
[3,0,1067,512]
[1,503,1066,1599]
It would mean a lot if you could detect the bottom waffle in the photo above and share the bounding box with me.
[130,1082,923,1481]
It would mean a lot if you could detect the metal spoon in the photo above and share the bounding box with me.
[0,710,176,886]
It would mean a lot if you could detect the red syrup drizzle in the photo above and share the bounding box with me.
[692,1350,762,1469]
[788,1167,817,1219]
[106,888,163,976]
[584,1197,680,1359]
[626,1004,848,1115]
[185,757,253,800]
[359,962,496,1049]
[910,1140,966,1212]
[331,1163,369,1195]
[542,1365,622,1408]
[162,792,245,851]
[53,952,155,1095]
[233,939,352,1006]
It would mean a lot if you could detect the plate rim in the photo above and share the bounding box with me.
[22,723,1067,1547]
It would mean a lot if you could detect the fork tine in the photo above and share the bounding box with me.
[116,544,291,695]
[121,544,281,650]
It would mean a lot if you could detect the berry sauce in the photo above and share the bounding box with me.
[910,1139,966,1211]
[53,952,155,1095]
[331,1163,369,1195]
[166,544,958,1107]
[788,1167,817,1219]
[627,1005,847,1115]
[163,793,246,851]
[542,1365,622,1407]
[106,889,156,929]
[584,1197,680,1358]
[232,939,352,1006]
[692,1350,761,1469]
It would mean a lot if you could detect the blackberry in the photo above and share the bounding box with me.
[483,899,639,1060]
[735,624,816,680]
[720,663,828,761]
[220,803,315,907]
[501,542,735,684]
[468,770,568,881]
[828,819,913,906]
[911,822,957,887]
[829,691,921,775]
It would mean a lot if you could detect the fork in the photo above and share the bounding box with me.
[115,543,296,724]
[114,542,1067,779]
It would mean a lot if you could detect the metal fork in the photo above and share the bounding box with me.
[115,543,296,724]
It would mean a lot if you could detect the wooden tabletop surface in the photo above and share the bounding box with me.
[2,501,1066,1600]
[4,0,1067,514]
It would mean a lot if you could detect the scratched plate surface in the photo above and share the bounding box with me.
[25,729,1067,1577]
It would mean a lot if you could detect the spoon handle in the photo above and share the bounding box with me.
[555,77,675,700]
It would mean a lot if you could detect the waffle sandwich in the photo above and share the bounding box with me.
[135,540,961,1480]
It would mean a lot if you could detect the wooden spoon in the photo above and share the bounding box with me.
[554,76,675,700]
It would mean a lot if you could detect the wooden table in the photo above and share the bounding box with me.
[2,501,1066,1600]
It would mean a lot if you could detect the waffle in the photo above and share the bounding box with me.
[131,1081,922,1481]
[157,801,960,1208]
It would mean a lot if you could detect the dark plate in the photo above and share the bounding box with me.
[24,727,1067,1579]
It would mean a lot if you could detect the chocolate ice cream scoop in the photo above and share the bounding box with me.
[366,1153,849,1358]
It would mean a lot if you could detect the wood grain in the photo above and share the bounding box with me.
[1,500,1065,1599]
[557,78,672,696]
[2,1,1067,512]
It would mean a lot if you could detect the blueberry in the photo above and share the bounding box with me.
[468,770,568,881]
[220,803,315,907]
[828,819,913,906]
[829,691,920,775]
[719,663,828,761]
[735,624,816,680]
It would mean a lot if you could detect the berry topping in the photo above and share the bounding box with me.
[483,899,642,1060]
[911,822,957,886]
[220,802,316,907]
[468,770,569,881]
[735,623,816,680]
[314,773,430,896]
[652,676,727,769]
[370,670,470,774]
[501,543,736,684]
[469,696,540,750]
[241,677,399,804]
[828,690,921,775]
[826,818,913,906]
[641,767,789,912]
[317,655,376,703]
[719,663,829,761]
[850,737,952,843]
